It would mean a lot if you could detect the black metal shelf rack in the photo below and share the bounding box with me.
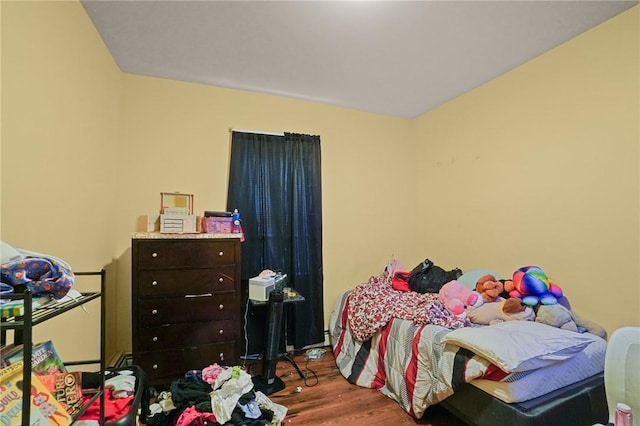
[0,270,106,425]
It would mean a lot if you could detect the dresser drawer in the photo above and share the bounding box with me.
[135,342,237,386]
[138,267,236,296]
[138,293,239,325]
[136,240,236,269]
[136,320,237,351]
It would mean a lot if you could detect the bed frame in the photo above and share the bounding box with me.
[438,372,608,426]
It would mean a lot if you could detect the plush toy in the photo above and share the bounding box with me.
[438,280,484,318]
[507,266,563,306]
[535,304,607,339]
[501,298,535,321]
[498,279,513,299]
[475,274,505,303]
[535,304,578,332]
[467,297,535,325]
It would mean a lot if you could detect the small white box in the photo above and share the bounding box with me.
[160,214,197,233]
[249,276,275,302]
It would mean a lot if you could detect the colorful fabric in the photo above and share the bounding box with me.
[346,276,467,341]
[210,367,254,424]
[78,388,134,423]
[202,363,224,384]
[391,271,411,292]
[176,406,217,426]
[1,256,74,299]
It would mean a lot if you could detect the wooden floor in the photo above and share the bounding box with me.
[245,347,469,426]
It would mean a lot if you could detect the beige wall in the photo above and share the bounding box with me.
[409,7,639,334]
[1,1,122,362]
[2,2,638,361]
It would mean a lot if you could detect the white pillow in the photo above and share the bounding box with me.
[457,269,502,290]
[442,320,594,373]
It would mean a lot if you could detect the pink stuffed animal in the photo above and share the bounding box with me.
[438,280,484,318]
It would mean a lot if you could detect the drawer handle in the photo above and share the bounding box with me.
[152,280,158,286]
[218,251,224,257]
[218,277,224,283]
[152,252,158,258]
[219,352,224,361]
[153,364,158,370]
[152,309,158,315]
[219,329,224,335]
[153,336,158,342]
[218,304,224,310]
[185,293,212,298]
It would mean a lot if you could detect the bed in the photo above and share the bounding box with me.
[328,272,609,426]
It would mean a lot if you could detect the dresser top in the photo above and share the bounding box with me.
[132,232,242,240]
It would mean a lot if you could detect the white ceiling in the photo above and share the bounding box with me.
[81,0,637,119]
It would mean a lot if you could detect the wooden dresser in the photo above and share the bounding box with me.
[131,233,241,386]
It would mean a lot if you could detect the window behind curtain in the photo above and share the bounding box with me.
[227,131,324,350]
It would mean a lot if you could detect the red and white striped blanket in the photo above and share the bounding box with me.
[330,288,495,419]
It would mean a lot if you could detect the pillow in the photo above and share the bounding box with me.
[442,320,594,373]
[1,241,24,264]
[457,269,502,290]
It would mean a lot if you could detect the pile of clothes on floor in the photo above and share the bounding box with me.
[146,364,287,426]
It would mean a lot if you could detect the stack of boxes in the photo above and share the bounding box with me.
[159,192,197,233]
[140,192,198,233]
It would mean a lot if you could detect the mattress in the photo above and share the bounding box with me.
[471,332,607,403]
[440,372,608,426]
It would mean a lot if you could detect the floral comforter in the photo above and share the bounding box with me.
[346,276,467,341]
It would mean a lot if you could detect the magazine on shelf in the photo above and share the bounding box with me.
[0,361,73,426]
[1,340,67,375]
[37,371,83,417]
[0,343,17,368]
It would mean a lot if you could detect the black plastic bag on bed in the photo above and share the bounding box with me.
[408,259,462,294]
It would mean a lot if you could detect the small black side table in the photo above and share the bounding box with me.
[250,290,305,395]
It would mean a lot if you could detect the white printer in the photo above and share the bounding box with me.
[249,271,288,302]
[249,275,276,302]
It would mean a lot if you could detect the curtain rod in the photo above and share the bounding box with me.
[230,128,285,136]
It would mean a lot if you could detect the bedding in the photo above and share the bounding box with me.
[441,320,595,373]
[329,277,607,423]
[470,332,606,403]
[346,275,466,341]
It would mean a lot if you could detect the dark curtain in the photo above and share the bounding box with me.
[227,131,324,349]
